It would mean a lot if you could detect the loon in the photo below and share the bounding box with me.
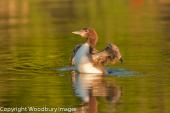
[71,28,123,74]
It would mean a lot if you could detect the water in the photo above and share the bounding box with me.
[0,0,170,113]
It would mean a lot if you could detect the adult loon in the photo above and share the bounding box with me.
[71,28,123,74]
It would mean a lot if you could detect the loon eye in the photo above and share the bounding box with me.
[82,28,88,32]
[84,29,88,32]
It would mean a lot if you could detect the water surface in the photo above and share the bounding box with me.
[0,0,170,113]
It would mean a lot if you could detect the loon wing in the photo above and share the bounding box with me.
[92,43,121,65]
[92,51,111,65]
[70,44,82,65]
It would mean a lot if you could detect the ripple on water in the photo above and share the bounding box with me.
[106,68,140,77]
[56,66,140,77]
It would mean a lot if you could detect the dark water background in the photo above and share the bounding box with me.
[0,0,170,113]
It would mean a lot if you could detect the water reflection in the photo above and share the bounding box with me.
[157,0,170,36]
[0,0,29,26]
[72,72,121,113]
[0,0,170,112]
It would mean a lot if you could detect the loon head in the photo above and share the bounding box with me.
[72,28,98,48]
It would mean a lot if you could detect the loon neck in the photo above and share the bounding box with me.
[86,35,98,48]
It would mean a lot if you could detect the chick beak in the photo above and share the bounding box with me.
[119,57,123,64]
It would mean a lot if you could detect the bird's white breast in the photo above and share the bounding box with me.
[73,43,90,65]
[73,43,103,73]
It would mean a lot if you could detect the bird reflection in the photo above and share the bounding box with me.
[72,72,121,113]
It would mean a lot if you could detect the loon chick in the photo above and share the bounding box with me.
[71,28,123,74]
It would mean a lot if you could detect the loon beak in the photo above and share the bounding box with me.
[72,30,87,37]
[119,57,123,64]
[72,29,85,35]
[72,31,81,35]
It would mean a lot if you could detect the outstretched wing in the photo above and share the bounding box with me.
[70,44,82,65]
[92,51,111,65]
[92,43,121,65]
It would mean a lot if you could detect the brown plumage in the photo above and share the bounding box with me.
[72,28,98,48]
[92,43,123,65]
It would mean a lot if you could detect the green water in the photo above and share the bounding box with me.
[0,0,170,113]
